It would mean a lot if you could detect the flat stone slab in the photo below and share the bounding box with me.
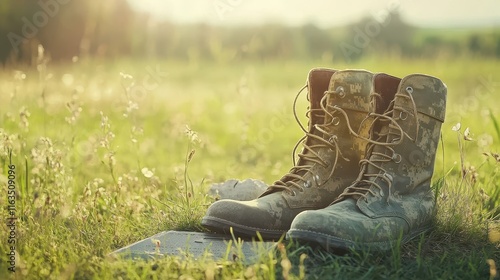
[110,231,276,262]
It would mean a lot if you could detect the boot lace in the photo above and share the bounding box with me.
[337,89,419,203]
[265,85,351,196]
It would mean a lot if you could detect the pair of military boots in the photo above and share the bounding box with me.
[202,68,447,251]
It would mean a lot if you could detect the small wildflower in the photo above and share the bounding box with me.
[14,71,26,81]
[185,125,200,144]
[130,126,143,143]
[65,99,82,125]
[105,152,116,168]
[483,152,500,163]
[463,127,473,141]
[120,72,133,80]
[463,165,479,184]
[19,106,31,131]
[100,111,110,130]
[141,167,154,178]
[84,185,92,197]
[126,100,139,113]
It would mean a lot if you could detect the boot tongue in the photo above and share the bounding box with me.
[294,69,335,168]
[365,118,391,176]
[364,74,401,183]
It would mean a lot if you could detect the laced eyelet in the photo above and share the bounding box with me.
[391,138,400,143]
[392,153,402,163]
[298,187,304,193]
[314,174,321,185]
[303,181,311,188]
[384,173,393,181]
[399,111,408,120]
[335,86,345,98]
[289,190,296,196]
[405,86,413,94]
[328,135,338,144]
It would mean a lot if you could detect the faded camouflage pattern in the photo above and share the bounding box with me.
[208,179,268,201]
[287,74,447,250]
[201,69,374,239]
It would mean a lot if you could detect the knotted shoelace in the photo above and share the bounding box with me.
[266,85,354,195]
[337,89,420,202]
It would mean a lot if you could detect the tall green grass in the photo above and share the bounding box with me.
[0,56,498,279]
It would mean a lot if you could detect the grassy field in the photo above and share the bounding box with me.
[0,55,499,279]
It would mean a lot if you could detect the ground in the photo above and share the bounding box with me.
[0,56,499,279]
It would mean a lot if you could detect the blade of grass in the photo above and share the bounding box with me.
[489,109,500,142]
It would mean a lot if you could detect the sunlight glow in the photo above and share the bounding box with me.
[127,0,500,27]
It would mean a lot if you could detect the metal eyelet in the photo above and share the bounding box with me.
[399,111,408,120]
[392,153,402,163]
[314,175,321,185]
[405,86,413,94]
[289,190,296,196]
[328,135,338,144]
[332,117,340,126]
[336,86,345,98]
[303,181,312,188]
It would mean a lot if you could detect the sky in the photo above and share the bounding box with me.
[127,0,500,28]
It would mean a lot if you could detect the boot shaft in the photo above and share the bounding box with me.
[384,74,447,193]
[324,70,374,178]
[339,73,447,202]
[263,69,375,207]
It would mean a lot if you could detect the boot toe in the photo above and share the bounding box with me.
[288,199,412,251]
[287,199,359,249]
[201,195,289,239]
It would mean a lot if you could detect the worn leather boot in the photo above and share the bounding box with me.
[287,73,447,250]
[201,69,374,239]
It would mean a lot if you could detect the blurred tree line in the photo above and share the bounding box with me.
[1,0,499,66]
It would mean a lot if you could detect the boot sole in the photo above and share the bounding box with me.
[201,216,286,241]
[287,225,432,252]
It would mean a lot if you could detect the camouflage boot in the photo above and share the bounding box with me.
[201,69,374,239]
[287,73,447,250]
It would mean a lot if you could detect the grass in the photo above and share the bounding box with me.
[0,55,499,279]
